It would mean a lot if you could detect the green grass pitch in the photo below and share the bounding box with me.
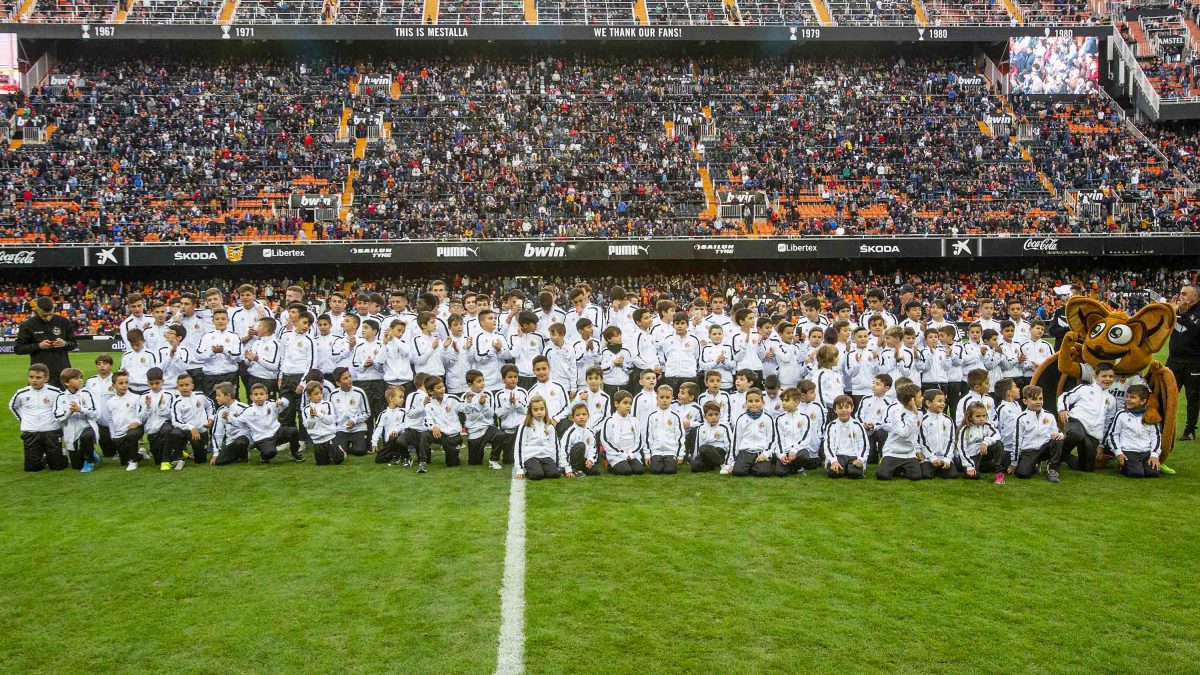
[1,353,1198,673]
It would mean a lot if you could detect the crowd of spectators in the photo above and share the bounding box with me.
[2,265,1190,337]
[0,54,352,243]
[704,56,1073,235]
[3,48,1200,243]
[24,0,117,22]
[1119,14,1200,102]
[826,0,914,26]
[126,0,223,23]
[4,0,1125,24]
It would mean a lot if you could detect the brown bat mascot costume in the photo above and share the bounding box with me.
[1032,296,1179,465]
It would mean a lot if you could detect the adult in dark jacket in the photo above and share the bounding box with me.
[14,296,76,387]
[1047,284,1083,344]
[1167,283,1200,440]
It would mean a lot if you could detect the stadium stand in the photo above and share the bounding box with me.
[0,53,353,243]
[333,0,426,24]
[737,0,817,26]
[925,0,1015,26]
[2,265,1190,337]
[126,0,223,23]
[646,0,728,24]
[826,0,914,25]
[1016,0,1096,25]
[24,0,119,22]
[1119,13,1200,101]
[537,0,637,24]
[2,44,1199,244]
[0,0,1124,23]
[435,0,525,23]
[236,0,328,23]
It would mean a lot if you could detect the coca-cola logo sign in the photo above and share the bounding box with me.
[1023,237,1059,252]
[0,250,36,265]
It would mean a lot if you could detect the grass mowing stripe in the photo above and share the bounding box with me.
[496,478,526,675]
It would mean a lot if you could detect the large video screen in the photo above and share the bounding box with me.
[0,34,17,94]
[1008,35,1099,95]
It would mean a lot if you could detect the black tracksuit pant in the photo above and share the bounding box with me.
[608,458,645,475]
[1119,451,1160,478]
[250,427,300,462]
[691,443,726,472]
[67,428,98,470]
[314,439,346,466]
[1166,359,1200,435]
[876,455,924,480]
[169,428,211,463]
[1061,419,1099,472]
[215,437,250,465]
[522,457,561,480]
[920,459,960,479]
[375,435,409,464]
[113,427,145,465]
[731,449,784,477]
[467,427,499,465]
[827,454,866,479]
[567,441,599,475]
[1016,439,1064,478]
[419,431,462,466]
[22,430,66,472]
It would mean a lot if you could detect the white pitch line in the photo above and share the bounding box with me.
[495,478,526,675]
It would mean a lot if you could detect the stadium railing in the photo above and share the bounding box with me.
[24,0,120,22]
[125,0,223,23]
[825,0,915,25]
[235,0,328,23]
[436,0,525,24]
[925,0,1015,26]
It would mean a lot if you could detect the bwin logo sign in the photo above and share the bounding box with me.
[607,245,649,257]
[523,244,565,258]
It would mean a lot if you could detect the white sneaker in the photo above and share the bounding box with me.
[126,461,138,471]
[489,460,502,470]
[719,465,732,475]
[172,460,185,471]
[138,449,151,461]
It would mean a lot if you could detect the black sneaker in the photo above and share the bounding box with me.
[417,462,428,474]
[291,452,306,462]
[1181,432,1196,441]
[402,458,413,468]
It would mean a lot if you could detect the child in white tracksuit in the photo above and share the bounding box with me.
[729,391,781,477]
[302,382,343,466]
[515,397,572,480]
[875,384,925,481]
[824,399,870,479]
[1105,385,1162,479]
[1012,386,1063,481]
[957,402,1005,481]
[918,392,958,479]
[602,391,644,475]
[643,386,685,475]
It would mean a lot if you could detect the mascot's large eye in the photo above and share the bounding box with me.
[1107,325,1133,345]
[1089,322,1106,339]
